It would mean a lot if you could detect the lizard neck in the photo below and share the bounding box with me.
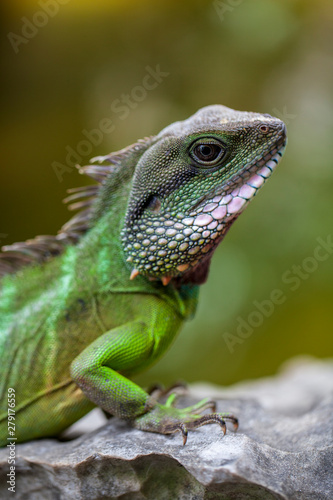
[74,183,199,320]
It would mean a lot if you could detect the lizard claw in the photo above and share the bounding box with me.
[176,422,188,446]
[180,397,217,414]
[186,413,226,435]
[163,421,188,445]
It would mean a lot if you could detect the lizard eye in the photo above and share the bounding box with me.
[190,138,226,167]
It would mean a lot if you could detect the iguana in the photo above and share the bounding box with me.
[0,105,286,446]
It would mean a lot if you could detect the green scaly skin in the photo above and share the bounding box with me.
[0,105,286,446]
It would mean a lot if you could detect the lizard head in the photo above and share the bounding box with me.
[121,105,287,285]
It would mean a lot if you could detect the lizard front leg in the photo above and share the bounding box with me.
[70,320,153,420]
[70,313,238,444]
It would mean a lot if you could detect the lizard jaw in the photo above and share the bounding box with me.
[122,141,286,283]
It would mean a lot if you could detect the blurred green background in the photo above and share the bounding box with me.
[1,0,332,388]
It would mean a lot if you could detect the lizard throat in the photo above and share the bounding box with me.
[122,143,286,280]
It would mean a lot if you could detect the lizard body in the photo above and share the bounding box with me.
[0,105,286,446]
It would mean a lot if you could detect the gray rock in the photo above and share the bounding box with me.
[0,356,332,500]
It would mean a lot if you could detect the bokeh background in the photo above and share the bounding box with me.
[1,0,332,388]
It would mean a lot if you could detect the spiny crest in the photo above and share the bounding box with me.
[0,139,151,278]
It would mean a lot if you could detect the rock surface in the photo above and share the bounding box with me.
[0,356,332,500]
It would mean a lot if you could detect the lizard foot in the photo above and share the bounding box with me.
[133,395,238,445]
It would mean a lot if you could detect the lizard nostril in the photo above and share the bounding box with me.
[259,124,270,134]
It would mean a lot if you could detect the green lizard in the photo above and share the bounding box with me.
[0,105,286,446]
